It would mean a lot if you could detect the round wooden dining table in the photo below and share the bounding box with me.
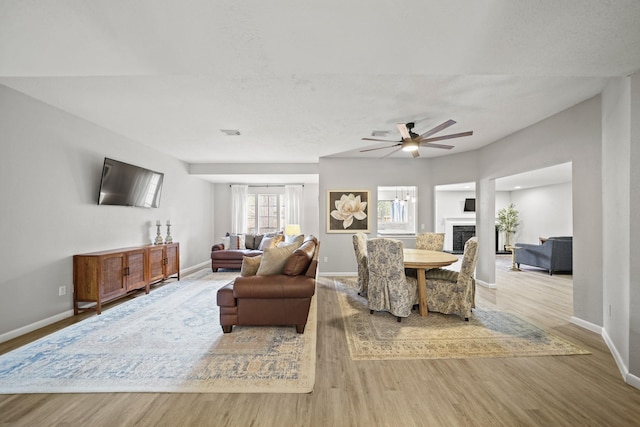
[403,249,458,316]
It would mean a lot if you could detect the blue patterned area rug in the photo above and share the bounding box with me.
[0,270,316,394]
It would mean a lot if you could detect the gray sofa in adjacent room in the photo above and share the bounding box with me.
[515,236,573,275]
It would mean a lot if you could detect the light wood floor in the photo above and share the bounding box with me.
[1,264,640,426]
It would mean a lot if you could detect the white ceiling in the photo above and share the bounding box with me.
[437,162,572,192]
[1,1,639,183]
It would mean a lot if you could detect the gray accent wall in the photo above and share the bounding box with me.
[0,85,215,338]
[602,73,640,384]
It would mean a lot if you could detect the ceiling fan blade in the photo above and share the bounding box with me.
[361,137,398,142]
[360,143,401,153]
[396,123,411,139]
[420,142,454,150]
[382,147,403,158]
[411,149,420,158]
[419,119,457,139]
[422,130,473,143]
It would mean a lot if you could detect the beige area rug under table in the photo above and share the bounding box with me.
[333,277,589,361]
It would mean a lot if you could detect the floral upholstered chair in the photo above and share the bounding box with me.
[424,237,478,320]
[366,238,419,322]
[416,232,445,251]
[352,233,369,296]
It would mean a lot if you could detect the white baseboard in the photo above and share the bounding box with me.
[601,328,629,384]
[319,271,356,277]
[1,262,211,345]
[627,372,640,389]
[0,310,74,344]
[181,261,211,277]
[476,279,497,289]
[570,316,602,334]
[581,319,640,392]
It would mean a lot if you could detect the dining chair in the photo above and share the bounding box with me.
[366,238,418,322]
[416,232,445,251]
[424,237,478,320]
[352,232,369,296]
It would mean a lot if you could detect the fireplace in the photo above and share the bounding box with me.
[451,225,501,253]
[453,226,476,252]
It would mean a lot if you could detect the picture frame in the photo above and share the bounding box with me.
[327,190,370,233]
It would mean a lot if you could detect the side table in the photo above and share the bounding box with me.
[505,245,521,271]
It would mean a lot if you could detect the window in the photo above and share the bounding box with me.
[377,186,417,235]
[246,193,285,234]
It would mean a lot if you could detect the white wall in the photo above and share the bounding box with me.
[0,85,215,339]
[602,75,633,380]
[511,182,573,244]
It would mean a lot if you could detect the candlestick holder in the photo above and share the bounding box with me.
[165,222,173,244]
[154,223,164,245]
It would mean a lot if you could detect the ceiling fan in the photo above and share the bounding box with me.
[361,119,473,158]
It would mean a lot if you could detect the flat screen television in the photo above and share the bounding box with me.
[98,158,164,208]
[463,198,475,212]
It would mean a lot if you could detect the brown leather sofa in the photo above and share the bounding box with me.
[210,233,282,271]
[216,236,319,334]
[210,243,262,271]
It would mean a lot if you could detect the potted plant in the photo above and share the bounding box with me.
[497,203,519,249]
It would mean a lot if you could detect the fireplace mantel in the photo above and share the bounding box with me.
[443,217,476,251]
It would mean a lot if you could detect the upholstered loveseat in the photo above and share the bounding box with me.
[515,236,573,275]
[216,235,319,334]
[210,232,284,271]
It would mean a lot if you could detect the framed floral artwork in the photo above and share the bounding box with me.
[327,190,370,233]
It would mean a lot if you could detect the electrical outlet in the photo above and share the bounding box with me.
[58,286,66,296]
[324,256,328,263]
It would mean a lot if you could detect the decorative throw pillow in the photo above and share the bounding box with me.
[256,245,297,276]
[277,238,303,251]
[284,234,305,246]
[221,236,230,250]
[283,239,316,276]
[244,234,256,250]
[228,233,246,250]
[258,234,284,251]
[240,255,262,276]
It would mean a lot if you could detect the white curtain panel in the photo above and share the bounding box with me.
[230,185,248,234]
[284,185,303,227]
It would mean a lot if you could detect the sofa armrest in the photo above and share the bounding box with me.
[233,275,315,299]
[516,242,552,255]
[212,243,225,252]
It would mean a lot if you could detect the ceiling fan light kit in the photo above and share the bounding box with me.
[401,140,419,152]
[360,119,473,158]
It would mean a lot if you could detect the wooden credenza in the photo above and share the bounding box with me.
[73,243,180,315]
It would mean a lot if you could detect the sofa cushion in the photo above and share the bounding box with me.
[212,249,261,260]
[283,238,317,276]
[244,234,264,250]
[284,234,305,245]
[241,255,262,276]
[228,233,245,250]
[258,234,284,251]
[256,244,297,275]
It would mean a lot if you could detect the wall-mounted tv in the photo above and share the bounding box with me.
[98,158,164,208]
[463,198,475,212]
